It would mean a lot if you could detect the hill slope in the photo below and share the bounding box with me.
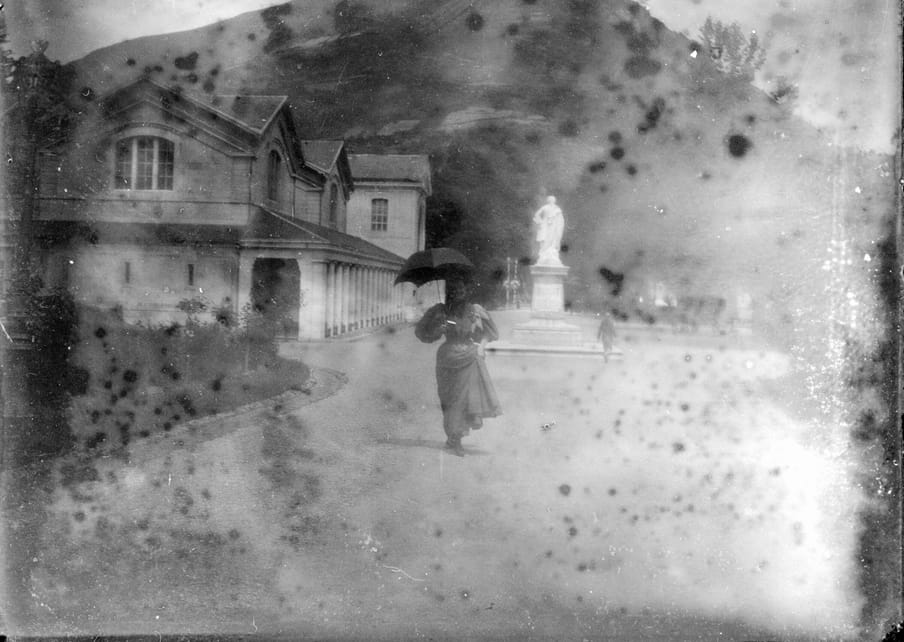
[68,0,893,326]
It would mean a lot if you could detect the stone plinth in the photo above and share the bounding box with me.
[528,263,568,313]
[511,317,582,346]
[511,263,582,347]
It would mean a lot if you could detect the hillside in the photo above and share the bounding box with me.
[67,0,894,333]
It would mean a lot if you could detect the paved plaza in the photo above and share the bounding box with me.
[8,312,867,640]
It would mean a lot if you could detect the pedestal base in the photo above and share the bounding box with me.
[512,317,582,346]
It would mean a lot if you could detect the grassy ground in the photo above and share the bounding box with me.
[66,306,311,452]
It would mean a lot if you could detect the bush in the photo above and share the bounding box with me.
[66,304,307,452]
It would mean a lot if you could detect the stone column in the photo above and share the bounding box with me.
[324,262,334,337]
[351,266,360,331]
[306,261,327,340]
[369,268,376,327]
[330,262,339,336]
[339,263,348,334]
[380,271,387,324]
[346,265,354,331]
[236,252,256,319]
[363,267,371,328]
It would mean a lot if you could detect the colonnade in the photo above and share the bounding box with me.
[323,262,404,337]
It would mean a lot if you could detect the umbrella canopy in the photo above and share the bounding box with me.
[394,248,474,286]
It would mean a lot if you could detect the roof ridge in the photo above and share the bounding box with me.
[258,205,330,244]
[100,78,283,138]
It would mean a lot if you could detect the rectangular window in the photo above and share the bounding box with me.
[115,137,174,190]
[135,138,155,189]
[187,263,195,286]
[115,140,131,189]
[267,150,281,200]
[157,140,174,190]
[124,261,131,284]
[371,198,388,231]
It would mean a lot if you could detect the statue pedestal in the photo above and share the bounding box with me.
[511,264,582,346]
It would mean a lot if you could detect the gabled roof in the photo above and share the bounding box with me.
[243,207,403,263]
[92,78,303,164]
[301,140,345,174]
[206,94,288,135]
[348,154,432,194]
[301,140,354,197]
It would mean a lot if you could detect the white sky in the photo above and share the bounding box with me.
[5,0,285,62]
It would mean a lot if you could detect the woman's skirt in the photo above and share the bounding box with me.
[435,341,502,439]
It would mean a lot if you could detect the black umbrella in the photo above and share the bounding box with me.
[394,248,474,286]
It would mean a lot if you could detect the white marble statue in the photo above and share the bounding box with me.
[533,195,565,266]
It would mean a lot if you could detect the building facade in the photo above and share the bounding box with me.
[34,79,417,339]
[346,154,438,318]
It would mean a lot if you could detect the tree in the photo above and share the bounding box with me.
[698,17,765,82]
[3,38,75,288]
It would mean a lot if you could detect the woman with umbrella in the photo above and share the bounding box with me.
[397,249,502,457]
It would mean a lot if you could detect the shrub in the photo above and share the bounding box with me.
[66,304,303,452]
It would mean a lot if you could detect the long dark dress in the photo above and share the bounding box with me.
[415,302,502,441]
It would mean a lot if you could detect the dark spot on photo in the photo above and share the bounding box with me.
[610,147,625,160]
[588,161,607,173]
[559,119,579,137]
[638,97,665,133]
[559,484,571,496]
[174,51,199,70]
[624,56,661,78]
[727,134,752,157]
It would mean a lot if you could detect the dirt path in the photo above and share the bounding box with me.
[9,320,868,640]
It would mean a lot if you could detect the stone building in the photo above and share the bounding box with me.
[346,153,438,317]
[33,78,418,339]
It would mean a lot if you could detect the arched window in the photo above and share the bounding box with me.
[371,198,388,231]
[329,183,339,226]
[267,150,281,201]
[115,136,173,190]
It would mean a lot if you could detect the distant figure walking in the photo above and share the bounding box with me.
[597,311,615,354]
[533,195,565,266]
[415,276,502,457]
